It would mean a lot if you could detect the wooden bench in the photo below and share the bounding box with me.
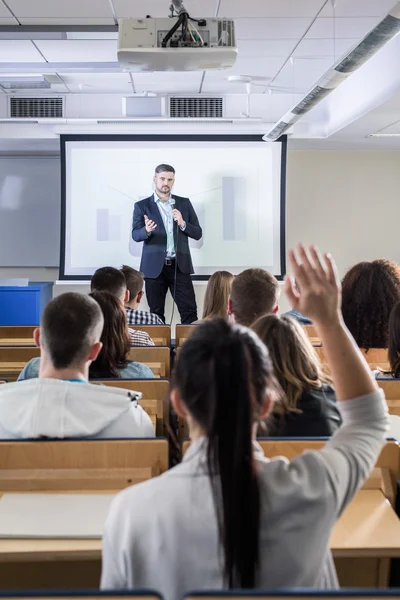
[0,347,40,382]
[175,324,197,347]
[303,324,321,346]
[130,325,171,347]
[0,326,36,347]
[316,347,390,372]
[187,595,400,600]
[377,379,400,416]
[91,378,169,436]
[0,380,5,384]
[128,346,170,377]
[0,438,168,493]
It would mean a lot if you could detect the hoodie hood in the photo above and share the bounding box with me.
[0,379,139,439]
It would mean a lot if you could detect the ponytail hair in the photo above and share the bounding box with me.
[172,318,274,587]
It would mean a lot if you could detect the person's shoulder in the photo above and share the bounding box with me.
[120,361,154,379]
[173,194,190,203]
[135,196,153,207]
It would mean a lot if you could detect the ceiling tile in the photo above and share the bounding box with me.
[319,0,396,18]
[238,39,297,57]
[0,3,15,18]
[272,58,332,93]
[306,17,379,38]
[6,0,113,18]
[218,0,325,18]
[34,40,118,62]
[113,0,217,18]
[60,72,133,93]
[293,38,357,58]
[235,18,311,39]
[0,18,18,24]
[19,17,115,25]
[205,56,284,80]
[133,71,203,94]
[0,41,46,62]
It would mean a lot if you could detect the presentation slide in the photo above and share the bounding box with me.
[60,135,286,279]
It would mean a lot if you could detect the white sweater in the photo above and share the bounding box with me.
[101,390,388,600]
[0,379,155,439]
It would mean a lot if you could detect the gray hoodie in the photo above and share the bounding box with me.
[0,379,155,439]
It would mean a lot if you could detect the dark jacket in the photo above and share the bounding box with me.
[267,384,342,437]
[132,194,202,279]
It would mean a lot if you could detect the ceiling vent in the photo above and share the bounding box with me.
[169,96,224,118]
[9,97,64,119]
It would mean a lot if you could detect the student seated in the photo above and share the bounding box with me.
[121,265,164,326]
[101,245,388,599]
[18,291,155,381]
[341,259,400,350]
[374,301,400,379]
[91,266,155,346]
[228,267,280,326]
[252,314,341,437]
[194,270,234,323]
[1,293,154,440]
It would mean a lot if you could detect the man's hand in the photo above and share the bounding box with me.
[144,214,157,234]
[172,208,185,228]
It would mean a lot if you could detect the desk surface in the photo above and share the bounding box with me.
[331,490,400,557]
[0,489,398,563]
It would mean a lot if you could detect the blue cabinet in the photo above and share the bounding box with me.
[0,283,53,326]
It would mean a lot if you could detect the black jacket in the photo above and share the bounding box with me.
[267,384,342,437]
[132,194,202,279]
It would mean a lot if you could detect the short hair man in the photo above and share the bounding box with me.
[0,293,154,440]
[131,164,202,324]
[121,265,164,326]
[91,266,154,346]
[229,268,280,327]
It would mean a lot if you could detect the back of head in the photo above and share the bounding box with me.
[90,266,127,301]
[41,293,103,369]
[252,314,327,412]
[120,265,144,300]
[341,259,400,349]
[388,302,400,377]
[173,318,275,587]
[202,271,234,320]
[89,291,130,378]
[230,268,279,326]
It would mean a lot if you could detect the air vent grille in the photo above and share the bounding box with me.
[10,97,63,118]
[218,20,235,47]
[169,97,223,118]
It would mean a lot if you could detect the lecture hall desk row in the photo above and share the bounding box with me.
[0,593,397,600]
[0,439,398,590]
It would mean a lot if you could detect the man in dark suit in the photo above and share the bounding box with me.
[132,164,202,324]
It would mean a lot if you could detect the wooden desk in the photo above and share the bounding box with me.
[0,487,399,590]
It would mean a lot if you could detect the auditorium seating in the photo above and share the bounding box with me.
[315,346,390,371]
[128,346,170,377]
[0,347,40,382]
[185,593,400,600]
[0,326,36,346]
[130,325,171,346]
[91,378,169,436]
[175,324,197,347]
[0,438,168,492]
[377,380,400,416]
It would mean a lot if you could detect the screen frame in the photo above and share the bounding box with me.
[59,133,287,281]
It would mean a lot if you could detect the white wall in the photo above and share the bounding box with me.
[3,148,400,318]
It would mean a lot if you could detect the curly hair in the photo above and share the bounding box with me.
[341,259,400,350]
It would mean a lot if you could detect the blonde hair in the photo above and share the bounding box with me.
[202,271,234,320]
[252,314,331,414]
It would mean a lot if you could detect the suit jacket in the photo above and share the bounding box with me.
[132,194,202,279]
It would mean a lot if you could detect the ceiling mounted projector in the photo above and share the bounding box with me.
[118,17,238,71]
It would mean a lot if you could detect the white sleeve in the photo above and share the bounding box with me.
[101,527,127,589]
[308,389,389,516]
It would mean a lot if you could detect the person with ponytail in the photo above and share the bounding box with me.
[101,245,388,599]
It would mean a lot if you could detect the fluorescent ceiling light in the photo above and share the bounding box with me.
[368,133,400,137]
[0,76,50,90]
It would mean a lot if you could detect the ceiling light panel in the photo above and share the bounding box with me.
[235,18,312,39]
[33,40,118,62]
[0,40,46,62]
[319,0,396,17]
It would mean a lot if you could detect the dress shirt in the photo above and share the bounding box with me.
[153,193,186,258]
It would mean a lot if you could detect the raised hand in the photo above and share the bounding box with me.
[144,214,157,234]
[284,245,342,327]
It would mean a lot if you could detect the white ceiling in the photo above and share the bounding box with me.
[0,0,395,96]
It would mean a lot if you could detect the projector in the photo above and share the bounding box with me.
[118,17,238,72]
